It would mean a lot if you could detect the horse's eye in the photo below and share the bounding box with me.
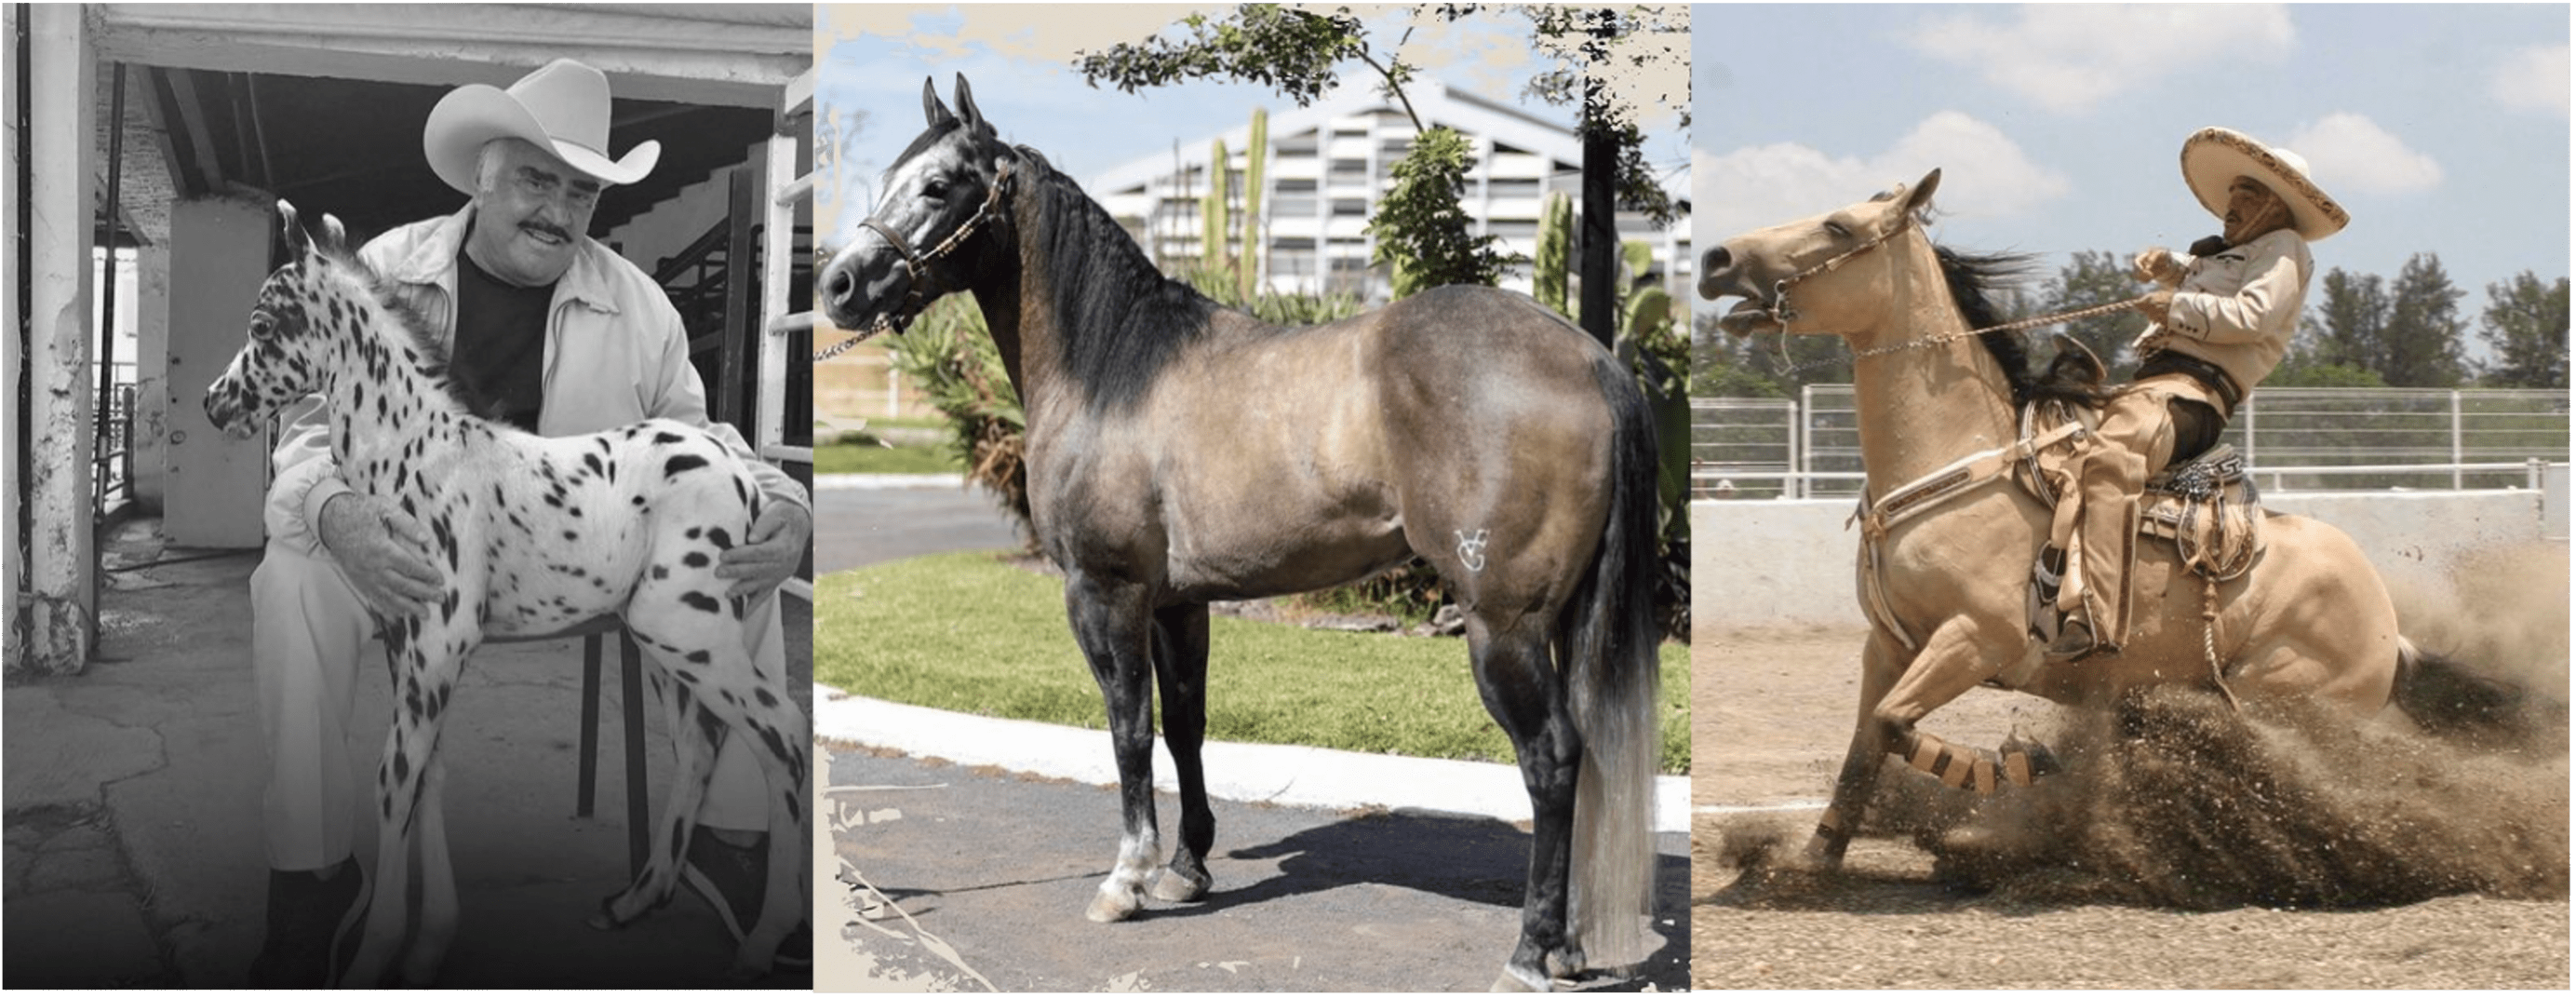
[1823,221,1852,239]
[922,179,950,200]
[249,315,275,339]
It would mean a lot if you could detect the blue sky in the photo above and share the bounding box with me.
[815,4,1690,245]
[1692,4,2570,352]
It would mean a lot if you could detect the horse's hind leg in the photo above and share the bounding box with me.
[1466,612,1580,991]
[592,648,722,929]
[1063,573,1162,924]
[1149,602,1214,903]
[402,754,456,986]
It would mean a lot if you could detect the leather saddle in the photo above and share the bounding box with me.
[2019,335,2266,584]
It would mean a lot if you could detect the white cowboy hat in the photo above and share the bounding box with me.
[2180,127,2348,240]
[423,59,660,196]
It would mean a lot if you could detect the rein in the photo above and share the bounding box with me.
[1756,210,2153,374]
[813,159,1018,362]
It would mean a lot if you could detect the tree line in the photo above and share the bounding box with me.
[1697,250,2570,395]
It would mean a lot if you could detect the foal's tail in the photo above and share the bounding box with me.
[1563,357,1664,971]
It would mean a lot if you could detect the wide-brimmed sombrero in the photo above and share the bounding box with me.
[423,59,660,196]
[2180,127,2347,240]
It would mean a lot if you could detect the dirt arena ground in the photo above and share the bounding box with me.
[1691,543,2571,989]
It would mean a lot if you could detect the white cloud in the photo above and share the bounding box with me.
[1696,112,2070,240]
[1906,5,2294,113]
[2489,43,2571,117]
[2287,114,2442,196]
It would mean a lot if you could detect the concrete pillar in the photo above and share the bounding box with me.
[4,4,20,666]
[131,243,171,506]
[162,196,272,547]
[22,5,100,674]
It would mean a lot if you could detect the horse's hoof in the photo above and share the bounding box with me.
[1084,885,1143,923]
[726,955,774,981]
[1546,946,1587,979]
[588,896,636,932]
[1149,868,1209,902]
[1490,965,1550,991]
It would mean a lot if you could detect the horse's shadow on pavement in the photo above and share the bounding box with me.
[1170,810,1692,991]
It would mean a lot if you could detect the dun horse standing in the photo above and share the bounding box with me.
[206,205,809,985]
[1697,170,2520,866]
[820,77,1663,991]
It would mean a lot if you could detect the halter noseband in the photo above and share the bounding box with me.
[857,157,1017,318]
[1760,208,1918,329]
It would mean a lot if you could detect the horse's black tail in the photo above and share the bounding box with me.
[1562,354,1663,970]
[2391,637,2560,748]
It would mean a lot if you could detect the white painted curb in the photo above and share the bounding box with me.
[814,685,1690,833]
[813,472,967,491]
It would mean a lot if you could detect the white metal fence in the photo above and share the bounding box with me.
[1693,386,2571,499]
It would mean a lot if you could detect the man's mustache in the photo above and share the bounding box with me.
[519,221,573,241]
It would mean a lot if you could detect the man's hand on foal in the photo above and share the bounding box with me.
[319,492,444,617]
[718,502,812,598]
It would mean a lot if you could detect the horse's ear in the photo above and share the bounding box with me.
[320,213,348,255]
[954,74,988,136]
[1907,169,1943,216]
[921,76,954,128]
[276,200,310,255]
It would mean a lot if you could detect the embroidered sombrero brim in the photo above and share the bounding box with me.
[2180,127,2348,240]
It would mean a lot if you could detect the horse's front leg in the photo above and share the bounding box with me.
[341,633,463,987]
[1064,573,1161,924]
[1805,630,1906,867]
[1148,602,1214,904]
[1808,618,2017,867]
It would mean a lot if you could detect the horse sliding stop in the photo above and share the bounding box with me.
[205,204,809,985]
[820,77,1664,991]
[1697,171,2524,866]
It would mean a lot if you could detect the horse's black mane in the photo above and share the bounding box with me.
[1010,143,1226,414]
[1929,244,2106,408]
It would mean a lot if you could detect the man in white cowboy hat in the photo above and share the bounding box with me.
[2044,126,2348,661]
[245,58,811,983]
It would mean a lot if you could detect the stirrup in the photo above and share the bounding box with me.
[2046,618,2103,663]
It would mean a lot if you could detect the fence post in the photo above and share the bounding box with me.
[2450,390,2464,491]
[1795,383,1814,500]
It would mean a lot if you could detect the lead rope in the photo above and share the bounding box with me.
[2202,577,2241,711]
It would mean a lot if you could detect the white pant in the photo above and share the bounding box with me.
[249,539,787,871]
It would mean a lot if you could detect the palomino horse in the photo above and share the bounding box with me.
[819,77,1663,991]
[207,205,808,984]
[1697,170,2495,868]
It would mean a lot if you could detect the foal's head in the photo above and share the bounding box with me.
[819,74,1019,338]
[205,201,396,438]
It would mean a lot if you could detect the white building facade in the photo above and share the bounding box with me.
[1090,79,1690,304]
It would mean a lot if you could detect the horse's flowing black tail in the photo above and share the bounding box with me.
[1563,355,1663,970]
[2391,637,2557,748]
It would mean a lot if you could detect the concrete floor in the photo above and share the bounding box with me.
[4,518,812,988]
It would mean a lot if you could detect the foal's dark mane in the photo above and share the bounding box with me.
[306,238,476,414]
[1929,243,2104,408]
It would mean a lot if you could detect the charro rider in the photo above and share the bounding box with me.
[245,59,811,983]
[2045,127,2348,661]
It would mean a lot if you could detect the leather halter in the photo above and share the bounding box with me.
[859,159,1016,318]
[812,158,1016,363]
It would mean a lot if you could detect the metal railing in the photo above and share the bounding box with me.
[1694,386,2570,499]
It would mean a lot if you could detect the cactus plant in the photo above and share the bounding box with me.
[1240,107,1268,300]
[1202,138,1229,272]
[1534,191,1574,317]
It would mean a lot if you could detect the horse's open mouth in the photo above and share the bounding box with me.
[1716,301,1781,337]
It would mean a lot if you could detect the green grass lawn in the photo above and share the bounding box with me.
[810,436,962,475]
[814,550,1690,774]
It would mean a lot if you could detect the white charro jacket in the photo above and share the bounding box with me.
[2141,227,2313,396]
[262,203,808,557]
